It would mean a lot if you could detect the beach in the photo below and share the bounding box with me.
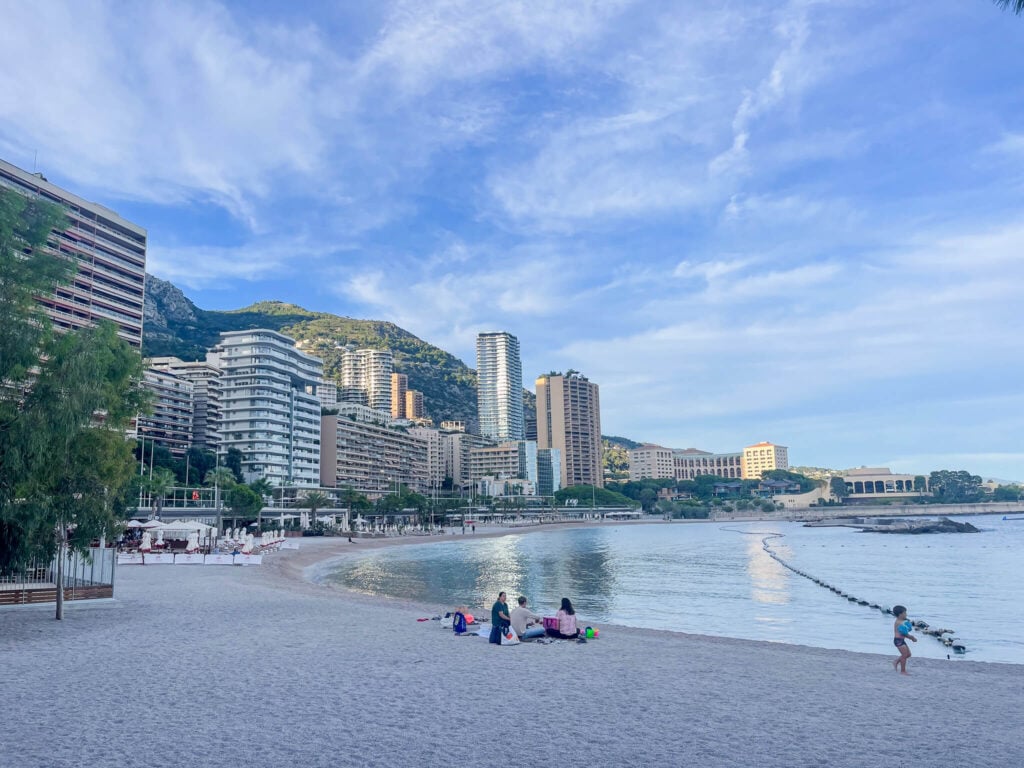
[3,529,1023,768]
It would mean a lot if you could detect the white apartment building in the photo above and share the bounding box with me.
[629,444,675,480]
[320,404,428,497]
[476,331,524,441]
[207,329,323,486]
[149,357,222,451]
[339,346,392,413]
[1,158,148,349]
[742,442,789,479]
[409,426,444,490]
[469,441,537,484]
[137,368,193,457]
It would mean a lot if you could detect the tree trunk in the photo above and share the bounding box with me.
[55,524,65,621]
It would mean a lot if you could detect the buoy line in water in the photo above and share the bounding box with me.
[719,527,967,656]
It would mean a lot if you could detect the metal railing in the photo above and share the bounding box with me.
[0,547,116,606]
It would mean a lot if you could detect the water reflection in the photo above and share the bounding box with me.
[746,534,789,606]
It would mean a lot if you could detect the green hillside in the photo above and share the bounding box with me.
[143,276,512,427]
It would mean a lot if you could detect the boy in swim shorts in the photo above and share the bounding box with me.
[891,604,917,675]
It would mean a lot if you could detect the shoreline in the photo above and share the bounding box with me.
[5,519,1024,767]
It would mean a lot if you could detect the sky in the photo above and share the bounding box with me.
[1,1,1023,481]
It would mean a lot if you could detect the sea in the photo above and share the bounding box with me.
[320,513,1024,664]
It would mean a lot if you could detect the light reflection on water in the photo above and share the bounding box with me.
[321,516,1024,664]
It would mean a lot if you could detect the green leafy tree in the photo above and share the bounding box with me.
[928,470,984,503]
[995,1,1024,15]
[227,485,263,521]
[224,447,245,483]
[829,476,849,501]
[992,485,1021,501]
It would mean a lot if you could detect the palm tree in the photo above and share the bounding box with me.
[297,491,332,530]
[249,478,274,532]
[145,467,176,520]
[996,0,1024,13]
[205,467,236,535]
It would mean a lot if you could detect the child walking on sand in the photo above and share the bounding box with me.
[891,604,917,674]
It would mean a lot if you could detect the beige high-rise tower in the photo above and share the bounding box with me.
[391,373,408,419]
[535,372,603,489]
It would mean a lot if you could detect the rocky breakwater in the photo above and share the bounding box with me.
[866,517,980,534]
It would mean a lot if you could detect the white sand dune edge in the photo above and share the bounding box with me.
[3,526,1022,768]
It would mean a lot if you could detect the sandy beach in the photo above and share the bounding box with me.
[3,527,1022,768]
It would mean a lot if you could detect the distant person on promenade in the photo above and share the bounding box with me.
[546,597,580,640]
[892,604,917,674]
[510,596,545,640]
[489,591,511,645]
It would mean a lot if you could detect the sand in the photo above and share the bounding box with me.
[2,527,1022,768]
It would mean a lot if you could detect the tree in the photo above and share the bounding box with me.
[298,491,332,529]
[144,467,177,520]
[226,485,263,521]
[992,485,1020,502]
[829,476,849,501]
[224,447,245,483]
[928,470,984,504]
[8,321,147,619]
[204,467,236,534]
[995,1,1024,15]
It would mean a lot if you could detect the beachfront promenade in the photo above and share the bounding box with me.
[3,534,1022,768]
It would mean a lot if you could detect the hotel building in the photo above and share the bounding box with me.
[536,372,603,489]
[1,158,147,349]
[741,442,789,479]
[207,329,323,486]
[629,444,675,481]
[476,331,524,441]
[674,449,744,480]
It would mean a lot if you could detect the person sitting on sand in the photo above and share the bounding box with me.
[489,591,511,645]
[546,597,580,640]
[892,604,917,674]
[510,596,545,640]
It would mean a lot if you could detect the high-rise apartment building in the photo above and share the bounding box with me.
[535,372,603,489]
[1,158,147,349]
[137,368,193,457]
[149,357,222,451]
[405,390,424,420]
[476,331,524,441]
[742,442,789,479]
[340,346,392,413]
[207,329,323,486]
[390,373,408,419]
[537,448,562,497]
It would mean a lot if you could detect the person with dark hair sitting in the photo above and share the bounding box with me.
[546,597,580,639]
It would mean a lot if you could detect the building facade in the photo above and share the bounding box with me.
[1,158,147,349]
[536,448,562,497]
[536,372,603,489]
[476,331,524,441]
[339,346,393,413]
[148,357,222,451]
[629,444,675,480]
[207,329,323,486]
[842,468,926,501]
[742,442,789,479]
[673,448,744,480]
[320,405,428,497]
[390,373,408,419]
[137,368,193,457]
[405,389,424,420]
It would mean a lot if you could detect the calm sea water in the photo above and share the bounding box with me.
[320,514,1024,664]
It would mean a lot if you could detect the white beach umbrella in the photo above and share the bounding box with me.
[124,520,144,528]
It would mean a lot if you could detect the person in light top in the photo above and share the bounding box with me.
[510,596,545,640]
[546,597,580,640]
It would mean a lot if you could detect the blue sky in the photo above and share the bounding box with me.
[2,1,1023,480]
